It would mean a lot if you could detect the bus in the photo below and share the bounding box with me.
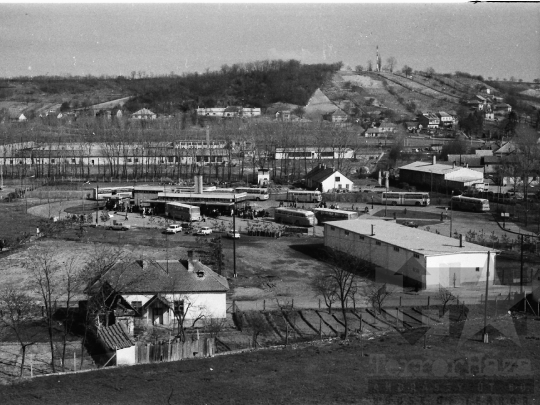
[235,187,269,201]
[92,186,134,201]
[165,202,202,222]
[274,208,317,227]
[451,195,490,212]
[381,192,430,206]
[284,190,322,203]
[313,208,359,223]
[158,192,249,216]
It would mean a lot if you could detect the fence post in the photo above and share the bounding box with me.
[427,296,430,308]
[263,300,265,311]
[73,352,76,372]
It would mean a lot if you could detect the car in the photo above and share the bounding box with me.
[165,224,182,234]
[402,221,419,228]
[227,230,240,239]
[107,221,131,231]
[196,226,212,236]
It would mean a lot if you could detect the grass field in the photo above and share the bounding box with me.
[0,312,537,404]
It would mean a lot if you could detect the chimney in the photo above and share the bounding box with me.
[432,156,436,165]
[459,234,464,248]
[187,250,195,272]
[452,162,456,169]
[466,163,469,168]
[194,175,203,194]
[318,163,322,169]
[371,224,375,236]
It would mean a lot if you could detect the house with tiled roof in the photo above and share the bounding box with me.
[305,163,353,192]
[8,109,27,122]
[85,251,229,330]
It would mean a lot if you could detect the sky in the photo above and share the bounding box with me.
[0,2,539,81]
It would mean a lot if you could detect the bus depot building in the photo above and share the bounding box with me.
[324,220,496,290]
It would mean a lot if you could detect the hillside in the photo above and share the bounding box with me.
[1,64,538,123]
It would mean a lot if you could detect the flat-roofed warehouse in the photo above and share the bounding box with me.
[324,220,497,290]
[398,157,484,192]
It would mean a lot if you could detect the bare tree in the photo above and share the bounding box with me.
[25,249,80,373]
[0,289,40,377]
[367,283,393,313]
[312,272,338,314]
[245,310,273,348]
[386,57,397,73]
[317,248,371,339]
[438,285,457,315]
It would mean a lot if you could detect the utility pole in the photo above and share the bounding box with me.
[233,195,237,278]
[520,234,524,294]
[483,251,491,343]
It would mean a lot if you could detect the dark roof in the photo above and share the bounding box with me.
[98,259,229,294]
[305,166,343,184]
[98,324,134,350]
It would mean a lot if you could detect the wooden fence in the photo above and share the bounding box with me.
[135,337,215,364]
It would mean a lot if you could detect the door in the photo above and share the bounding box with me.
[153,307,164,325]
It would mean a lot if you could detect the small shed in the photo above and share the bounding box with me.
[98,323,136,366]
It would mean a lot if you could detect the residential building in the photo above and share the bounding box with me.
[364,128,382,137]
[494,103,512,113]
[404,122,419,132]
[437,111,455,127]
[274,147,354,160]
[131,108,157,120]
[8,110,27,122]
[324,219,497,289]
[305,163,354,192]
[323,108,348,123]
[398,156,484,191]
[417,113,440,129]
[85,251,229,329]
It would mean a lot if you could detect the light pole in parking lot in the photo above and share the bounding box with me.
[450,190,454,237]
[233,195,237,278]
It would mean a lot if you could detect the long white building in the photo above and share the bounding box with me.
[324,219,496,290]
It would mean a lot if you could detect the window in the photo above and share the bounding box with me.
[71,158,75,163]
[359,235,364,240]
[414,253,420,259]
[135,158,139,163]
[131,301,142,314]
[330,226,335,231]
[476,267,480,272]
[51,159,55,163]
[394,247,400,252]
[335,176,341,182]
[91,160,95,165]
[344,231,349,236]
[127,158,132,163]
[173,300,184,315]
[376,241,381,246]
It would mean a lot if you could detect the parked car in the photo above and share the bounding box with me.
[196,226,212,236]
[361,185,387,193]
[107,221,131,231]
[402,221,419,228]
[227,229,240,239]
[165,224,182,234]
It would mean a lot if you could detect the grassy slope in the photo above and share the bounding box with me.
[0,314,537,404]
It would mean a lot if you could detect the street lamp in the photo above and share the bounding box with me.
[232,195,237,278]
[450,190,454,237]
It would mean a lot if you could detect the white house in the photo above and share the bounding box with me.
[87,251,229,330]
[305,163,354,192]
[324,219,497,289]
[131,108,157,120]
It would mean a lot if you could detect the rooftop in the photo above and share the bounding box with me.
[327,219,496,256]
[98,324,134,350]
[399,161,462,175]
[93,258,229,295]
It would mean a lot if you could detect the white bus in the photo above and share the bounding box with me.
[274,208,317,227]
[235,187,269,201]
[451,195,490,212]
[284,190,322,203]
[92,186,134,201]
[381,192,430,206]
[165,202,202,222]
[313,208,359,223]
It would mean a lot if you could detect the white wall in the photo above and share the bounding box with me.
[116,346,136,365]
[324,224,495,289]
[124,291,227,325]
[426,253,495,287]
[320,171,354,192]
